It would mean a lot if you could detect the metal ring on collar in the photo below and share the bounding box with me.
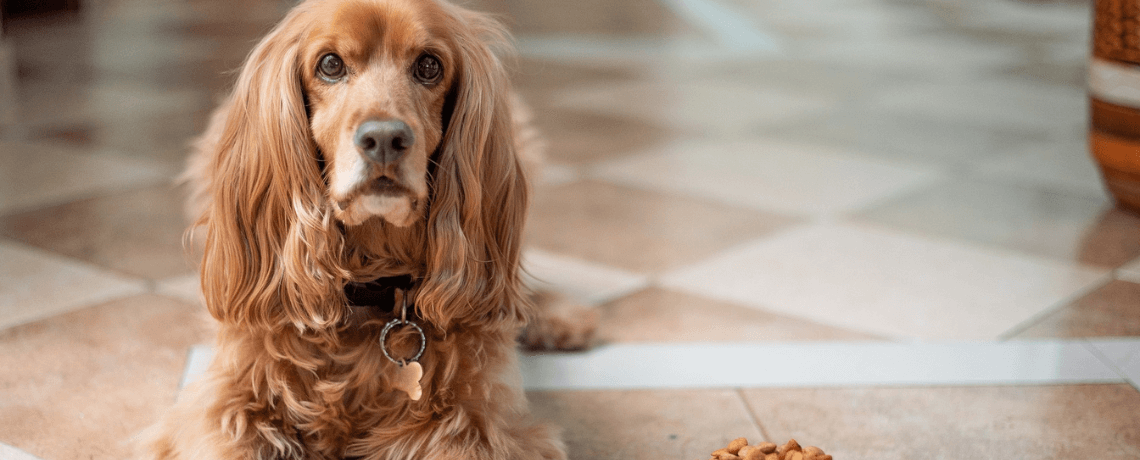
[379,317,426,365]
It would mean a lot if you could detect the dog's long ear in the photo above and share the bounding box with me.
[199,7,348,333]
[416,8,531,330]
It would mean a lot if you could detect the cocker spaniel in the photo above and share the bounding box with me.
[141,0,592,458]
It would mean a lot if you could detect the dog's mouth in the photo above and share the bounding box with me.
[366,176,409,196]
[335,174,425,227]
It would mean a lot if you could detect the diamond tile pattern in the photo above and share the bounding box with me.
[1,0,1138,458]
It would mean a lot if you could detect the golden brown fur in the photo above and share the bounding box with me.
[142,0,576,458]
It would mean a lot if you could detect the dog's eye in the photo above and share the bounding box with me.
[318,53,346,80]
[413,54,442,85]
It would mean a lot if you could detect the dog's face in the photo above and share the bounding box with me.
[301,0,456,227]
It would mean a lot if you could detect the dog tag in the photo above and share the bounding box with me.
[394,361,423,401]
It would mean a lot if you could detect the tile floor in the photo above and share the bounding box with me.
[1,0,1139,459]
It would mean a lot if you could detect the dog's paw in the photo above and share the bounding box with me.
[520,291,598,351]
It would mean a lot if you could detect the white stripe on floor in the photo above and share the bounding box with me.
[0,444,42,460]
[183,339,1140,391]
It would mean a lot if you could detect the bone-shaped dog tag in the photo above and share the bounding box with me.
[394,361,423,401]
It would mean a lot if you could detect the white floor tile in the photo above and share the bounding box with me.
[523,249,650,305]
[552,81,833,136]
[595,140,939,218]
[660,223,1109,340]
[868,78,1087,131]
[971,140,1109,199]
[520,340,1124,390]
[1117,258,1140,284]
[155,273,202,305]
[0,240,146,330]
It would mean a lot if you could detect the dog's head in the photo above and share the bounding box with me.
[199,0,529,332]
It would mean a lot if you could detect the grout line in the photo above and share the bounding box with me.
[735,388,772,442]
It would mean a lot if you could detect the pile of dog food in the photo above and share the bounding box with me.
[706,438,831,460]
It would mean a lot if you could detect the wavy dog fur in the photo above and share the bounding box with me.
[141,0,569,458]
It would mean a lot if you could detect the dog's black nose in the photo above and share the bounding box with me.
[355,119,413,165]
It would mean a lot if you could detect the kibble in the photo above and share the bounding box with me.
[705,438,831,460]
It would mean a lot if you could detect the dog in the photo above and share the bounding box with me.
[141,0,592,458]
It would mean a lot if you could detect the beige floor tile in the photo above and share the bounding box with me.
[527,180,799,273]
[528,389,762,460]
[598,287,882,344]
[661,223,1108,340]
[856,179,1140,269]
[0,294,209,460]
[0,185,195,280]
[1014,280,1140,339]
[0,240,145,330]
[740,385,1140,460]
[533,107,678,166]
[512,58,643,102]
[596,139,940,218]
[0,141,176,215]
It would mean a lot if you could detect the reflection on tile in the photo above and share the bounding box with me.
[801,33,1022,78]
[759,112,1045,170]
[868,78,1087,131]
[661,223,1109,340]
[552,81,833,135]
[596,140,939,218]
[0,294,208,460]
[0,240,145,330]
[741,385,1140,460]
[1015,281,1140,339]
[523,249,649,306]
[527,181,799,273]
[0,185,194,280]
[528,389,761,460]
[0,141,175,215]
[519,341,1124,390]
[598,287,881,343]
[971,140,1107,198]
[857,179,1140,268]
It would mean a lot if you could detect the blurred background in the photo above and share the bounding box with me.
[0,0,1138,459]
